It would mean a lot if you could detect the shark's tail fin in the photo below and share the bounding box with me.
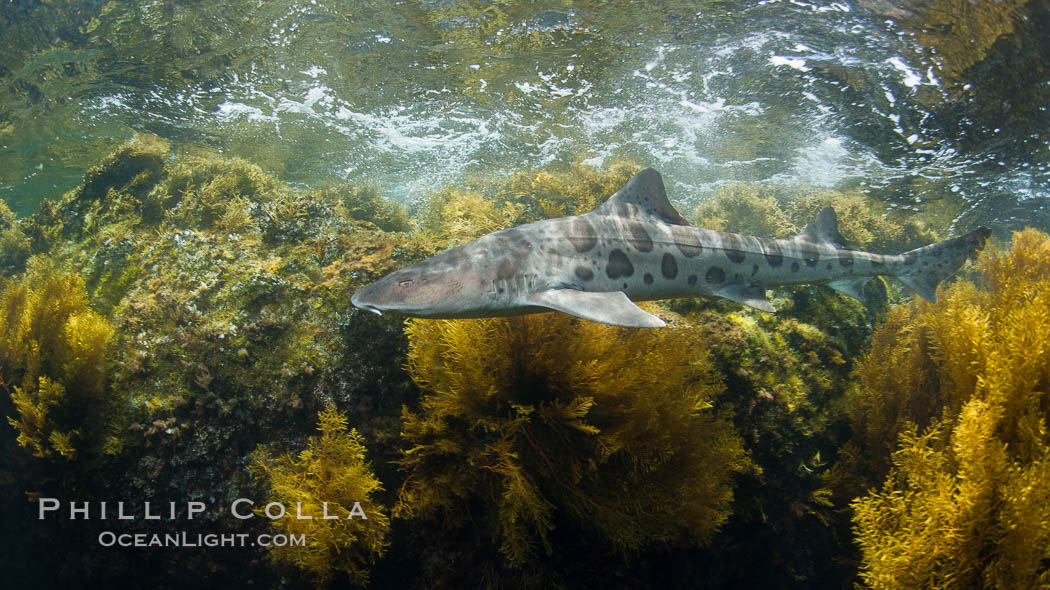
[895,227,992,302]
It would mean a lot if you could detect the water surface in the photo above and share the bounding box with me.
[1,0,1047,232]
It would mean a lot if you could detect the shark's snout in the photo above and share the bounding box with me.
[350,290,383,315]
[351,250,483,319]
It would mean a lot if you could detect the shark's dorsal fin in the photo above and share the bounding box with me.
[527,289,666,328]
[595,168,691,226]
[796,207,854,249]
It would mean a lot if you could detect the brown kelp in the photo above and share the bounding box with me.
[2,258,115,460]
[251,406,390,586]
[396,311,749,566]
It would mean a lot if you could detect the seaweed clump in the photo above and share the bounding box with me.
[396,311,748,570]
[2,257,114,460]
[847,229,1050,589]
[0,200,31,277]
[251,406,390,586]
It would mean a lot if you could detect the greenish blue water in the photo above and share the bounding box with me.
[1,0,1047,232]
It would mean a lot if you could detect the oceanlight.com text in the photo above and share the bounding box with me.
[97,531,306,548]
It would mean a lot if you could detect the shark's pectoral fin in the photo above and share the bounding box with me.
[716,284,775,312]
[526,289,666,328]
[827,277,872,302]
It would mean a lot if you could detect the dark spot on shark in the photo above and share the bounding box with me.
[720,232,747,263]
[752,264,759,276]
[791,262,800,272]
[759,238,783,267]
[671,225,703,258]
[661,253,678,279]
[627,220,654,252]
[644,273,654,285]
[688,274,697,286]
[801,241,820,267]
[839,250,854,267]
[706,267,725,284]
[606,249,634,279]
[568,218,598,252]
[574,266,594,281]
[493,229,532,280]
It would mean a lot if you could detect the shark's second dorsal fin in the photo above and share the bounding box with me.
[595,168,691,226]
[796,207,854,249]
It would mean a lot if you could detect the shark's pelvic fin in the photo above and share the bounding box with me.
[827,277,872,301]
[715,284,775,312]
[896,273,939,303]
[526,289,666,328]
[595,168,692,226]
[796,207,855,249]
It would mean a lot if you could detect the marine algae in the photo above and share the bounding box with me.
[670,290,866,587]
[2,258,114,460]
[695,181,940,252]
[251,406,390,586]
[418,162,641,243]
[849,229,1050,589]
[396,311,749,565]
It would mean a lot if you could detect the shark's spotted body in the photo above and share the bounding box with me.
[352,169,990,327]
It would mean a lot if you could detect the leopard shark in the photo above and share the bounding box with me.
[352,168,990,327]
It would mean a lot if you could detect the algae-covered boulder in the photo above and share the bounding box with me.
[3,136,422,587]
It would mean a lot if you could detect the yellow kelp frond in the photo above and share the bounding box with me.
[978,227,1050,307]
[8,377,78,460]
[251,406,390,586]
[396,311,749,565]
[1,259,114,461]
[848,229,1050,589]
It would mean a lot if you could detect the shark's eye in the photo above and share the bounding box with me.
[399,279,413,288]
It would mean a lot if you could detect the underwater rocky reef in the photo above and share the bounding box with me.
[1,136,1048,589]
